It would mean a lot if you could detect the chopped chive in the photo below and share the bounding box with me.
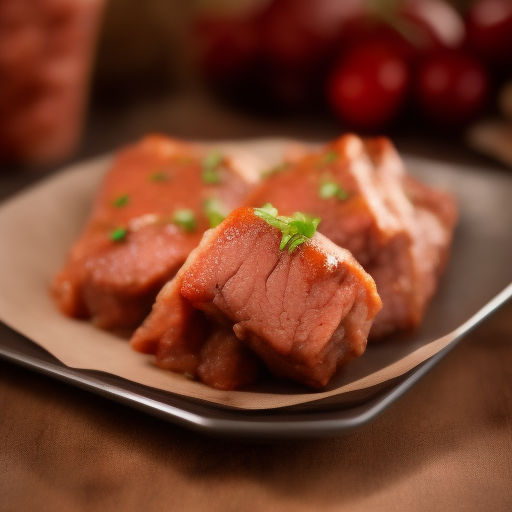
[202,151,223,169]
[319,181,348,201]
[201,151,223,184]
[112,194,129,207]
[203,198,226,228]
[322,151,338,164]
[149,171,169,182]
[110,227,127,242]
[173,209,196,233]
[254,204,320,253]
[202,167,221,184]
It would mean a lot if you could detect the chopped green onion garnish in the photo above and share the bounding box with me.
[110,227,127,242]
[112,194,129,207]
[173,209,196,233]
[149,172,169,182]
[319,181,348,201]
[202,151,223,169]
[202,167,221,184]
[201,151,223,184]
[322,151,338,164]
[254,203,320,253]
[203,198,226,228]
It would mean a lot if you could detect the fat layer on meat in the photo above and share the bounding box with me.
[131,208,382,389]
[245,135,457,339]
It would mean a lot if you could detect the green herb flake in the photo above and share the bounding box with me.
[110,227,127,242]
[201,151,223,184]
[254,203,320,253]
[322,151,338,164]
[202,151,223,169]
[112,194,129,207]
[319,181,348,201]
[203,198,226,228]
[149,171,170,182]
[173,209,197,233]
[202,167,221,184]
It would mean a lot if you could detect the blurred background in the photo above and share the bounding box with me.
[1,0,512,178]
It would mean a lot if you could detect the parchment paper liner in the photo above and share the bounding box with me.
[1,140,511,411]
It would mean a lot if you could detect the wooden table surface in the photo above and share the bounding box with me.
[1,98,512,511]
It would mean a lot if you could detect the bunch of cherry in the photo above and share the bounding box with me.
[194,0,512,131]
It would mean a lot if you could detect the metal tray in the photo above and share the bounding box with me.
[1,151,511,439]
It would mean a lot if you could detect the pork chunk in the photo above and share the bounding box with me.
[245,135,457,339]
[197,328,262,391]
[52,134,256,330]
[131,207,382,389]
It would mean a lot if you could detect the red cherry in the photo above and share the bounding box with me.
[466,0,512,67]
[338,0,465,65]
[327,43,409,130]
[415,50,489,126]
[259,0,363,71]
[400,0,465,51]
[338,18,418,63]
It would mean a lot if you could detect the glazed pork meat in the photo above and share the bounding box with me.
[245,135,457,339]
[52,135,258,330]
[131,207,382,389]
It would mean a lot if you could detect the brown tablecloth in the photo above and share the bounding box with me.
[2,301,512,512]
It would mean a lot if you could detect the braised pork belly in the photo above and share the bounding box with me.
[52,135,256,329]
[245,135,457,339]
[53,133,457,390]
[131,207,382,389]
